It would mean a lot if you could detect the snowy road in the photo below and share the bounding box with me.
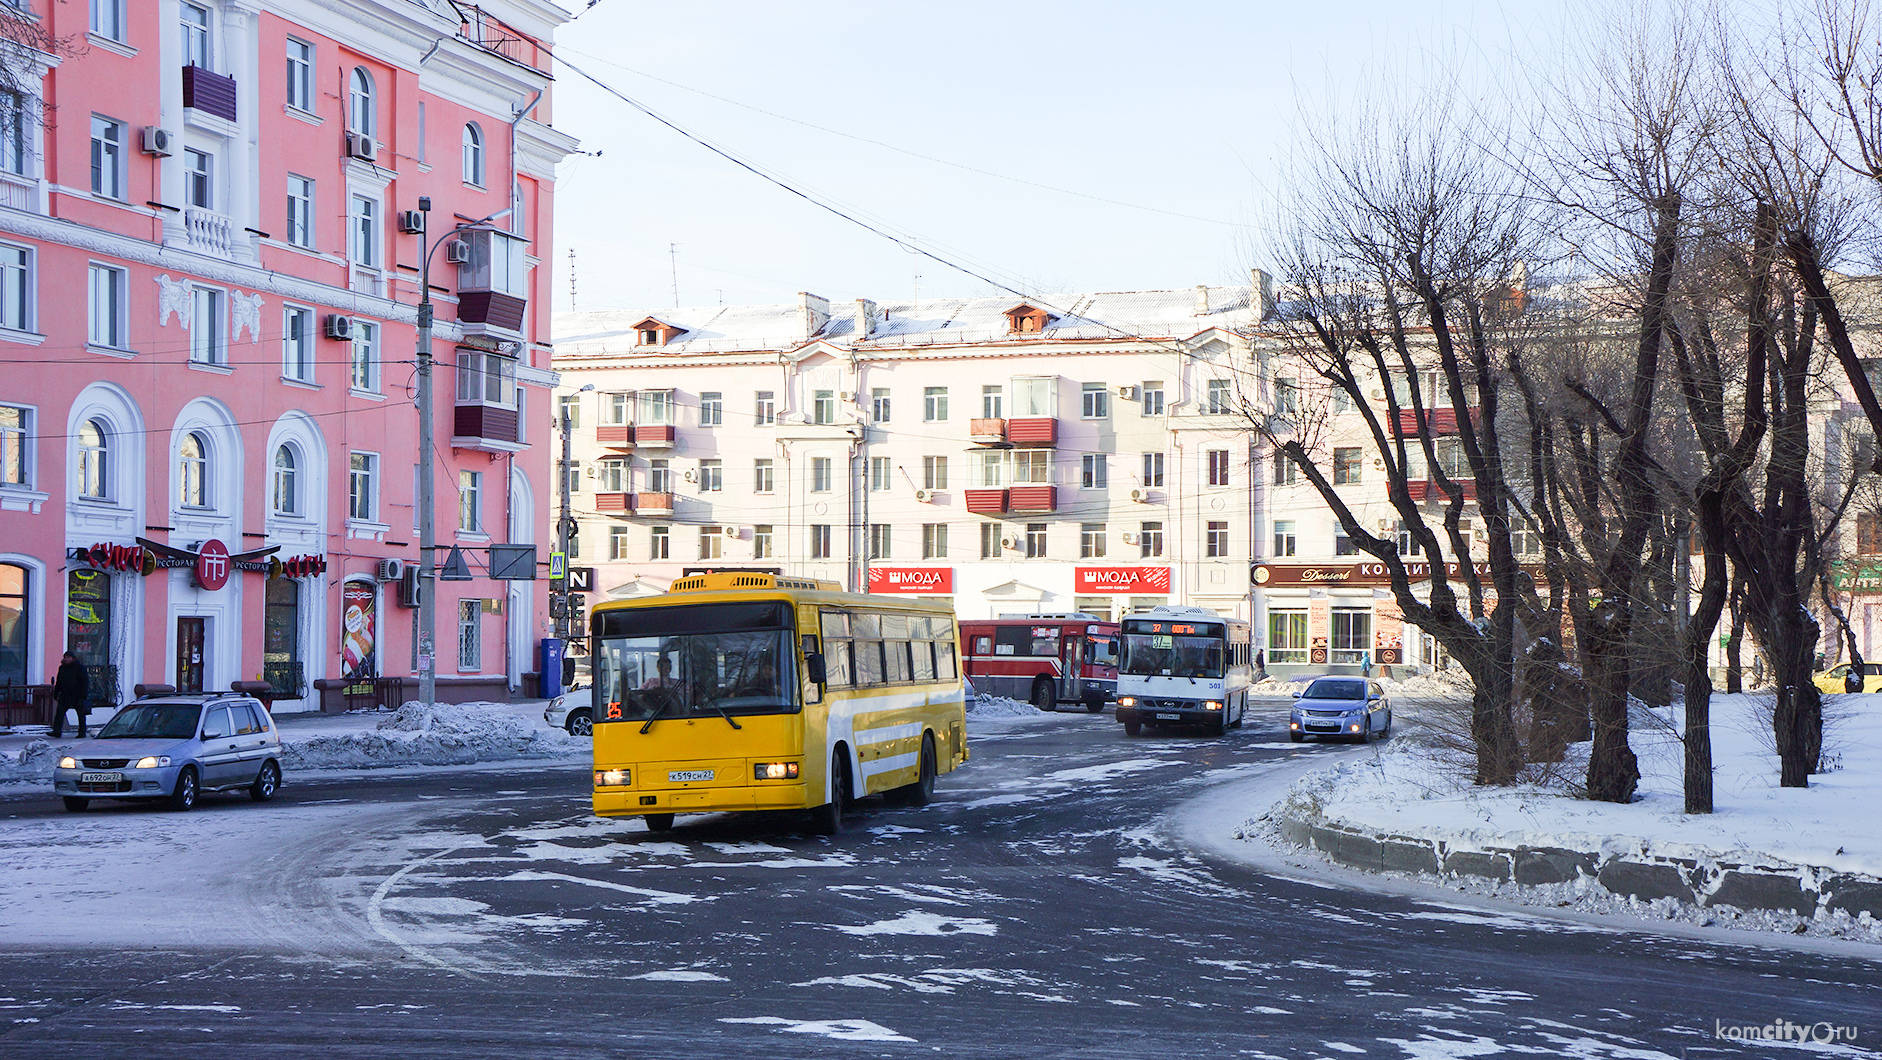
[0,705,1877,1057]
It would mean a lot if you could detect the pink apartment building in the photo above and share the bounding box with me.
[0,0,577,714]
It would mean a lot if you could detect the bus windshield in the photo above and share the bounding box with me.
[1087,635,1118,668]
[594,602,798,725]
[1120,631,1224,678]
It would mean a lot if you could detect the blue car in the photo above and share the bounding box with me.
[52,692,284,811]
[1289,676,1392,743]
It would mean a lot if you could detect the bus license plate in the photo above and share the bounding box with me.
[1156,713,1181,721]
[80,772,122,784]
[668,769,713,783]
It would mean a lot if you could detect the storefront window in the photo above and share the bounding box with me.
[66,568,115,704]
[1,563,27,687]
[1269,611,1309,664]
[1331,609,1372,665]
[265,577,302,697]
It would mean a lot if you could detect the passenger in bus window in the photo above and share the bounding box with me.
[641,655,680,690]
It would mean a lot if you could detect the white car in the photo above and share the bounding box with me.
[544,685,594,736]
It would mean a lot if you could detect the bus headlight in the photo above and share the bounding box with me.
[754,762,799,780]
[1117,697,1136,708]
[595,769,631,787]
[1204,701,1223,711]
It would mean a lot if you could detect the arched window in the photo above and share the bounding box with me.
[349,67,375,138]
[179,430,209,508]
[76,419,108,500]
[0,561,28,687]
[462,123,484,186]
[272,444,298,515]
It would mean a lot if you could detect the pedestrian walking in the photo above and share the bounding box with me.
[51,651,89,738]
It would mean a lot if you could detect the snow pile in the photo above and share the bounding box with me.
[1,738,57,785]
[1381,667,1474,699]
[964,694,1039,719]
[283,701,590,771]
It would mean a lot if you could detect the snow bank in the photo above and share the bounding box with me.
[283,701,590,771]
[964,694,1040,719]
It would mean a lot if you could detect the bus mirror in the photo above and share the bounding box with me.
[806,653,827,685]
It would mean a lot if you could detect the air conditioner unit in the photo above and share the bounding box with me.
[1000,535,1019,550]
[722,526,742,540]
[1121,532,1140,545]
[323,314,355,340]
[396,566,422,608]
[1373,457,1386,469]
[140,127,174,157]
[913,489,932,502]
[345,131,378,162]
[1129,488,1150,503]
[375,558,406,582]
[683,468,697,483]
[1368,386,1385,399]
[443,240,472,265]
[583,465,598,478]
[396,210,425,234]
[1117,385,1139,399]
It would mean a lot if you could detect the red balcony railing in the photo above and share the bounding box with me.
[1005,417,1058,447]
[964,489,1009,515]
[595,492,633,512]
[1392,406,1477,438]
[1008,485,1057,513]
[969,418,1006,445]
[635,425,676,447]
[635,492,674,514]
[595,425,635,450]
[1406,479,1477,502]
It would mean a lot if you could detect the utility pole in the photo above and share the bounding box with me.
[553,384,592,643]
[416,197,438,707]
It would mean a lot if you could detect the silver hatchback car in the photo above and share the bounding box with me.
[53,693,284,811]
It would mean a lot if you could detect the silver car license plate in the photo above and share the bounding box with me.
[1156,713,1181,720]
[79,772,123,783]
[668,769,713,783]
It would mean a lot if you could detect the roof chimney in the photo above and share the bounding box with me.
[1251,269,1274,320]
[854,298,877,340]
[1194,285,1210,315]
[798,292,830,342]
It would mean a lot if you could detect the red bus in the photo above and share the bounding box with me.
[960,613,1119,712]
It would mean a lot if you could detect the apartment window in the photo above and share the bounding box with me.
[981,385,1003,419]
[650,525,670,559]
[278,306,313,382]
[1333,447,1362,485]
[1081,523,1107,559]
[755,391,776,425]
[700,527,722,561]
[0,405,27,489]
[922,456,948,490]
[180,3,211,68]
[560,459,580,498]
[175,432,208,508]
[1270,611,1309,664]
[1514,528,1542,557]
[1025,523,1047,559]
[870,456,891,492]
[557,394,581,428]
[700,392,722,426]
[87,264,126,349]
[1274,376,1299,414]
[1273,451,1298,485]
[1011,377,1053,417]
[812,390,836,425]
[602,392,629,425]
[1206,520,1229,557]
[698,459,722,492]
[1273,520,1297,557]
[1081,382,1109,419]
[752,525,774,559]
[753,459,774,494]
[91,0,126,42]
[596,458,626,492]
[455,350,520,408]
[609,525,631,561]
[1331,386,1355,414]
[980,522,1003,559]
[647,458,671,494]
[0,92,26,177]
[1434,437,1469,478]
[350,194,379,268]
[462,123,485,186]
[922,524,948,559]
[457,599,480,670]
[1081,455,1108,489]
[286,38,315,112]
[349,67,375,137]
[348,452,377,521]
[869,523,891,560]
[1207,449,1229,487]
[924,386,948,422]
[1394,519,1421,557]
[76,420,108,499]
[188,286,223,365]
[270,444,298,515]
[1140,522,1164,559]
[810,456,833,493]
[810,524,832,559]
[1012,450,1050,485]
[1334,525,1358,556]
[1206,378,1232,415]
[90,117,124,199]
[286,176,314,248]
[1142,452,1164,488]
[349,321,378,392]
[1331,610,1372,664]
[1141,381,1164,416]
[456,470,482,532]
[978,450,1006,487]
[871,388,890,422]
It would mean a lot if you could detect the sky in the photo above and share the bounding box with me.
[543,0,1571,317]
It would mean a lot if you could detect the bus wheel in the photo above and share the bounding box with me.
[644,813,675,832]
[809,750,851,835]
[895,734,937,807]
[1123,719,1142,737]
[1031,680,1057,712]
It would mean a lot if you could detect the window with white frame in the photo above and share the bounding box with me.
[285,38,314,112]
[698,459,722,492]
[1208,448,1230,487]
[1274,376,1299,414]
[184,149,214,210]
[1269,611,1309,664]
[1011,450,1049,485]
[272,444,298,515]
[87,263,126,349]
[0,243,28,333]
[180,3,211,68]
[458,470,482,532]
[752,524,773,558]
[91,0,127,42]
[0,405,30,489]
[282,306,312,382]
[871,387,890,422]
[1140,521,1164,558]
[0,92,28,177]
[76,419,108,500]
[177,430,210,508]
[348,452,377,521]
[1331,610,1372,664]
[455,350,516,408]
[349,194,378,269]
[1024,523,1047,559]
[348,67,375,137]
[462,123,484,186]
[286,176,314,248]
[650,525,669,559]
[753,458,774,494]
[1141,381,1164,416]
[922,524,947,559]
[1081,382,1109,419]
[1206,520,1229,557]
[1081,454,1107,489]
[924,386,948,421]
[1334,524,1358,556]
[349,320,378,391]
[601,392,629,425]
[978,449,1005,487]
[699,392,722,426]
[868,523,890,560]
[980,384,1003,419]
[1394,519,1421,556]
[869,456,890,491]
[596,459,626,491]
[812,390,835,425]
[755,390,775,425]
[810,456,832,493]
[979,522,1003,559]
[637,389,672,425]
[922,455,947,490]
[700,527,723,560]
[810,524,832,559]
[1142,451,1164,487]
[608,525,631,560]
[1273,450,1298,484]
[1333,446,1362,485]
[557,394,580,428]
[188,286,223,365]
[1081,523,1106,559]
[1206,378,1232,415]
[560,458,580,498]
[90,116,124,199]
[647,458,671,494]
[1273,519,1297,557]
[457,599,480,670]
[1011,377,1053,417]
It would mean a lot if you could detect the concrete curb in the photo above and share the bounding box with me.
[1274,807,1882,921]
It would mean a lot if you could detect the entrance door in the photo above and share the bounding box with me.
[1062,635,1083,699]
[176,617,206,693]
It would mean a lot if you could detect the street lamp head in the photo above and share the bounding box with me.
[418,196,431,213]
[578,383,596,393]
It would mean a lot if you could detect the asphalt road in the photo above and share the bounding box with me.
[0,702,1877,1058]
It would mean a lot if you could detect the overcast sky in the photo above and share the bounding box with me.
[546,0,1569,315]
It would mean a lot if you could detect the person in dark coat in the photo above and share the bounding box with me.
[51,652,89,738]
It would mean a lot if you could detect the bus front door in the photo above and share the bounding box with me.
[1062,635,1083,700]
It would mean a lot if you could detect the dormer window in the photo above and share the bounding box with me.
[631,317,686,347]
[1005,303,1054,334]
[639,328,659,346]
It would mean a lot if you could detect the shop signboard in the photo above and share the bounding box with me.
[342,581,377,679]
[1073,566,1171,594]
[867,567,953,594]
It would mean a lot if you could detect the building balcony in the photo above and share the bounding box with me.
[183,208,235,257]
[595,424,635,451]
[182,66,238,123]
[458,290,527,336]
[1406,479,1476,502]
[1392,406,1477,438]
[969,418,1009,446]
[1005,417,1058,447]
[633,424,676,448]
[1008,485,1057,513]
[594,492,633,513]
[635,492,674,515]
[964,488,1009,515]
[452,404,523,453]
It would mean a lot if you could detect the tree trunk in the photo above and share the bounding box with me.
[1581,602,1642,802]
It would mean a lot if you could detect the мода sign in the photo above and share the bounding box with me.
[868,567,953,594]
[1074,567,1172,593]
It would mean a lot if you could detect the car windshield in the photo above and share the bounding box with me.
[97,703,201,740]
[1304,679,1365,700]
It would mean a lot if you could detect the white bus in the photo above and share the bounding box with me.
[1114,606,1253,737]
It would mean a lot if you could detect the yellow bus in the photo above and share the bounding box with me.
[588,572,968,834]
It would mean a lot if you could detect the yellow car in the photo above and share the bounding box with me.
[1812,663,1882,693]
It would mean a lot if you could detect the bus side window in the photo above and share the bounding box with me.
[974,635,992,656]
[937,638,958,679]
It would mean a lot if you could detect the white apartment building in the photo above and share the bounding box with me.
[550,282,1272,624]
